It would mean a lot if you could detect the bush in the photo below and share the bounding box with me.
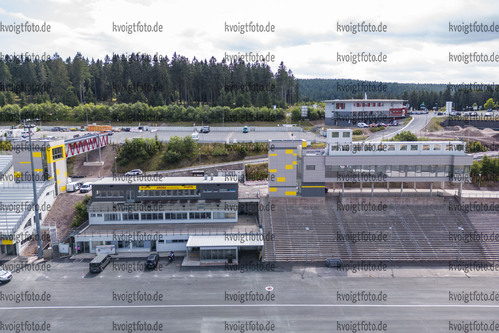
[72,196,91,228]
[352,129,363,135]
[390,130,418,141]
[369,126,385,133]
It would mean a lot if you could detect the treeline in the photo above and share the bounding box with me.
[0,102,286,123]
[299,79,499,110]
[471,156,499,183]
[0,52,298,108]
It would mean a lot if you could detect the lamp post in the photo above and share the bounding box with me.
[24,121,43,259]
[302,227,309,278]
[457,226,464,261]
[114,157,117,176]
[478,173,481,189]
[389,226,393,262]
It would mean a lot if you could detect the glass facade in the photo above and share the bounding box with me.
[325,164,470,180]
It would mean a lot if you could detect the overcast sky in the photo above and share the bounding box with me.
[1,0,499,84]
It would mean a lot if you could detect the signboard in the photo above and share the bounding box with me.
[139,185,197,190]
[446,101,452,112]
[96,245,116,255]
[301,106,308,117]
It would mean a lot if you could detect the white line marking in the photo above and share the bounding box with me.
[1,304,499,310]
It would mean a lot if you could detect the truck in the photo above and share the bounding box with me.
[87,125,112,132]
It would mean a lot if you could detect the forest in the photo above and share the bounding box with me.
[299,79,499,110]
[0,52,299,109]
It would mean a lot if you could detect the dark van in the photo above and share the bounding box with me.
[89,254,111,273]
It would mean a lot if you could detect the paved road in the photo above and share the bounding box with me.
[30,129,324,144]
[1,259,499,332]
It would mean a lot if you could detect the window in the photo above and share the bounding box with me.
[388,145,395,151]
[141,213,163,220]
[52,147,63,160]
[306,165,315,171]
[433,144,441,151]
[410,145,418,151]
[342,132,350,138]
[400,144,407,151]
[331,132,339,138]
[422,144,430,151]
[122,213,139,221]
[104,213,121,221]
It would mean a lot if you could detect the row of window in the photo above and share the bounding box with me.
[97,211,237,221]
[95,188,236,198]
[330,143,465,152]
[323,165,470,178]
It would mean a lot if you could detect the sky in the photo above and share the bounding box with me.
[1,0,499,84]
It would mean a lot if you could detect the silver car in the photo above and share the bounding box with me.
[0,268,13,283]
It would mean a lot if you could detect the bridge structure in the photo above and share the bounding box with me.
[64,133,110,159]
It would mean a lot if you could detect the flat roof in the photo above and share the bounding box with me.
[186,235,264,248]
[0,182,48,235]
[93,176,238,185]
[76,215,260,237]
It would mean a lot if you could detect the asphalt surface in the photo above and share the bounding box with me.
[1,259,499,332]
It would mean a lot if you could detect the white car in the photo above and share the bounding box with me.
[125,169,143,176]
[0,268,13,283]
[484,112,493,117]
[357,122,368,128]
[79,183,92,193]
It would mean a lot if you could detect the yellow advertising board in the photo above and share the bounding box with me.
[139,185,197,190]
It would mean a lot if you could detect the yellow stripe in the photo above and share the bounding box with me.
[20,161,31,164]
[302,141,307,148]
[285,191,296,196]
[14,172,21,177]
[56,169,60,175]
[292,161,297,165]
[302,186,325,188]
[33,152,41,158]
[269,169,277,173]
[57,180,60,185]
[277,177,286,182]
[285,149,293,154]
[48,176,54,180]
[269,153,277,157]
[285,165,293,170]
[34,169,43,172]
[269,187,277,192]
[293,153,297,156]
[61,186,67,192]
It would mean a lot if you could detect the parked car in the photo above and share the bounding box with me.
[484,112,493,117]
[357,122,368,128]
[377,123,387,127]
[389,120,399,126]
[67,181,83,192]
[455,112,462,116]
[125,169,143,176]
[0,268,13,283]
[325,258,342,268]
[79,183,92,193]
[471,112,478,116]
[369,123,378,128]
[51,127,61,132]
[243,126,249,133]
[200,126,210,133]
[191,132,199,141]
[146,253,160,269]
[437,112,444,115]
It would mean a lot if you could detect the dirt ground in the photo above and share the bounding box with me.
[69,145,117,178]
[426,125,499,149]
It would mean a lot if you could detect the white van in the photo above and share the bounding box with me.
[191,132,199,141]
[67,182,82,192]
